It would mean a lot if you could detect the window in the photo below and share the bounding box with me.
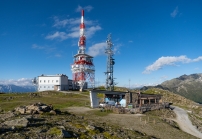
[48,80,49,83]
[56,80,58,82]
[52,86,54,88]
[48,86,49,88]
[40,80,41,83]
[44,80,46,83]
[52,80,54,83]
[44,86,46,88]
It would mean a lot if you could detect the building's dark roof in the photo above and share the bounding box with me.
[89,90,127,94]
[38,74,68,77]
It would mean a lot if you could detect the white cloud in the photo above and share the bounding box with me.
[143,55,202,74]
[0,78,33,86]
[46,15,101,41]
[32,44,56,52]
[53,17,80,28]
[46,26,101,40]
[53,17,95,28]
[32,44,62,58]
[193,56,202,62]
[53,17,69,27]
[113,44,121,55]
[55,54,62,57]
[87,42,106,57]
[87,42,121,57]
[128,40,133,43]
[32,44,45,49]
[45,31,69,40]
[171,6,178,18]
[85,25,102,38]
[75,5,93,12]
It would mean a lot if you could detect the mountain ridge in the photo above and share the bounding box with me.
[141,73,202,103]
[0,84,36,93]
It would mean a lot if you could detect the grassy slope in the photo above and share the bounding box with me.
[161,76,202,103]
[0,91,90,111]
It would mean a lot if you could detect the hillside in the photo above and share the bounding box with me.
[160,73,202,103]
[143,88,202,133]
[0,90,200,139]
[140,73,202,104]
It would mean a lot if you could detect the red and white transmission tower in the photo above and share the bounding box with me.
[71,10,95,91]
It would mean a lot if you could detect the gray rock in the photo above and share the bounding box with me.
[60,129,72,138]
[4,117,29,127]
[24,115,33,120]
[49,110,56,115]
[15,106,26,114]
[86,125,96,130]
[0,112,15,121]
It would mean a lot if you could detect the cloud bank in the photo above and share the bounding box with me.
[0,78,33,86]
[143,55,202,74]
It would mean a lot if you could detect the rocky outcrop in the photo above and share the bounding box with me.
[0,103,154,139]
[4,117,28,127]
[15,102,53,114]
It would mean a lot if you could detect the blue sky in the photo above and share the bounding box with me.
[0,0,202,88]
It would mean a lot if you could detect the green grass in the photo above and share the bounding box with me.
[48,127,62,136]
[0,91,90,111]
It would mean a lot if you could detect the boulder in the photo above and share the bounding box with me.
[40,105,50,112]
[49,110,56,115]
[14,102,54,114]
[26,105,40,111]
[15,106,26,114]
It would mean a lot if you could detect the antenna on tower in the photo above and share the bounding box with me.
[105,33,115,91]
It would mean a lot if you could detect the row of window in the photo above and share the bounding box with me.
[39,86,54,88]
[39,80,59,83]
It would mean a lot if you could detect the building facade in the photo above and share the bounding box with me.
[38,74,69,91]
[37,74,87,91]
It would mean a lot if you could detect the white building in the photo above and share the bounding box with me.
[37,74,87,91]
[38,74,69,91]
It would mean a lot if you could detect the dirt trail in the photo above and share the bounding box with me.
[173,106,202,138]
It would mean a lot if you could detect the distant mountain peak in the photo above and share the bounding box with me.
[161,73,202,103]
[0,84,36,93]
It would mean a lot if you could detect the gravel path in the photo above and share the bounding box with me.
[173,106,202,138]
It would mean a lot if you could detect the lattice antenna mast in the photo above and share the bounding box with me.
[105,34,115,91]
